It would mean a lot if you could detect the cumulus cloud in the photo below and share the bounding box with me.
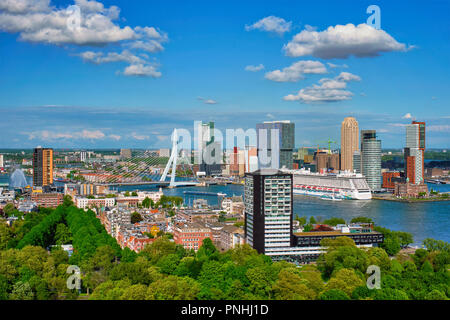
[327,62,348,68]
[0,0,50,14]
[122,64,161,77]
[0,0,168,77]
[108,134,121,141]
[402,113,413,119]
[79,50,145,64]
[79,49,162,77]
[283,71,361,103]
[245,64,265,72]
[197,97,218,105]
[284,23,412,59]
[245,16,292,35]
[265,60,327,82]
[131,132,150,140]
[26,129,106,140]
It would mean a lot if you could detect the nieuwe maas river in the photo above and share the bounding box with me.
[2,173,449,246]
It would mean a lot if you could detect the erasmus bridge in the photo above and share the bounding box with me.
[101,129,198,188]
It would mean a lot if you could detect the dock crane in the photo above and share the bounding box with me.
[315,139,338,154]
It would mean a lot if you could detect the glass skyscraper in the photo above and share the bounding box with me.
[360,130,381,192]
[256,120,295,170]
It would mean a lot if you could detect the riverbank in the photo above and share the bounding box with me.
[373,194,450,203]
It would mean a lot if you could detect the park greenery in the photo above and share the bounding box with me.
[0,205,448,300]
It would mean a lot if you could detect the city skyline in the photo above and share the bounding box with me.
[0,0,449,148]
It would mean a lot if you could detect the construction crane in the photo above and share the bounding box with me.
[315,139,338,154]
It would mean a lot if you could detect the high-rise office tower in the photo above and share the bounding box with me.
[360,130,381,192]
[33,147,53,187]
[198,121,222,176]
[256,121,295,170]
[0,154,3,168]
[404,121,425,184]
[353,151,362,174]
[244,169,293,255]
[340,117,359,171]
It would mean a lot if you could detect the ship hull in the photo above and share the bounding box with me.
[293,187,372,200]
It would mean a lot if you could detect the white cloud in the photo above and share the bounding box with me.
[284,23,412,59]
[327,62,348,68]
[0,0,168,76]
[108,134,121,141]
[122,64,161,78]
[79,49,161,77]
[80,129,105,139]
[265,60,327,82]
[131,132,150,140]
[245,64,265,72]
[0,0,50,14]
[245,16,292,35]
[25,129,106,140]
[198,97,218,105]
[128,40,164,53]
[283,71,361,103]
[402,113,413,119]
[79,50,146,65]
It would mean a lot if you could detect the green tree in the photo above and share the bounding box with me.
[424,289,447,300]
[142,197,154,209]
[10,281,34,300]
[423,238,450,252]
[373,288,409,300]
[350,216,373,224]
[272,268,316,300]
[63,195,73,207]
[130,212,143,224]
[55,223,72,245]
[0,275,9,300]
[383,237,401,256]
[295,216,307,226]
[324,268,364,297]
[323,217,346,226]
[0,219,12,250]
[146,276,200,300]
[319,289,350,300]
[367,247,391,272]
[317,238,369,278]
[157,254,181,275]
[139,237,181,265]
[3,203,16,217]
[120,284,148,300]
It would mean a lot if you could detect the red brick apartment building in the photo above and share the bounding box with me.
[30,193,63,208]
[173,223,213,251]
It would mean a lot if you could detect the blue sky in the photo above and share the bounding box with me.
[0,0,449,149]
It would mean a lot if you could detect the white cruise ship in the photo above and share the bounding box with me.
[281,168,372,200]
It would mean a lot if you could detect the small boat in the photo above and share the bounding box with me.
[217,192,227,197]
